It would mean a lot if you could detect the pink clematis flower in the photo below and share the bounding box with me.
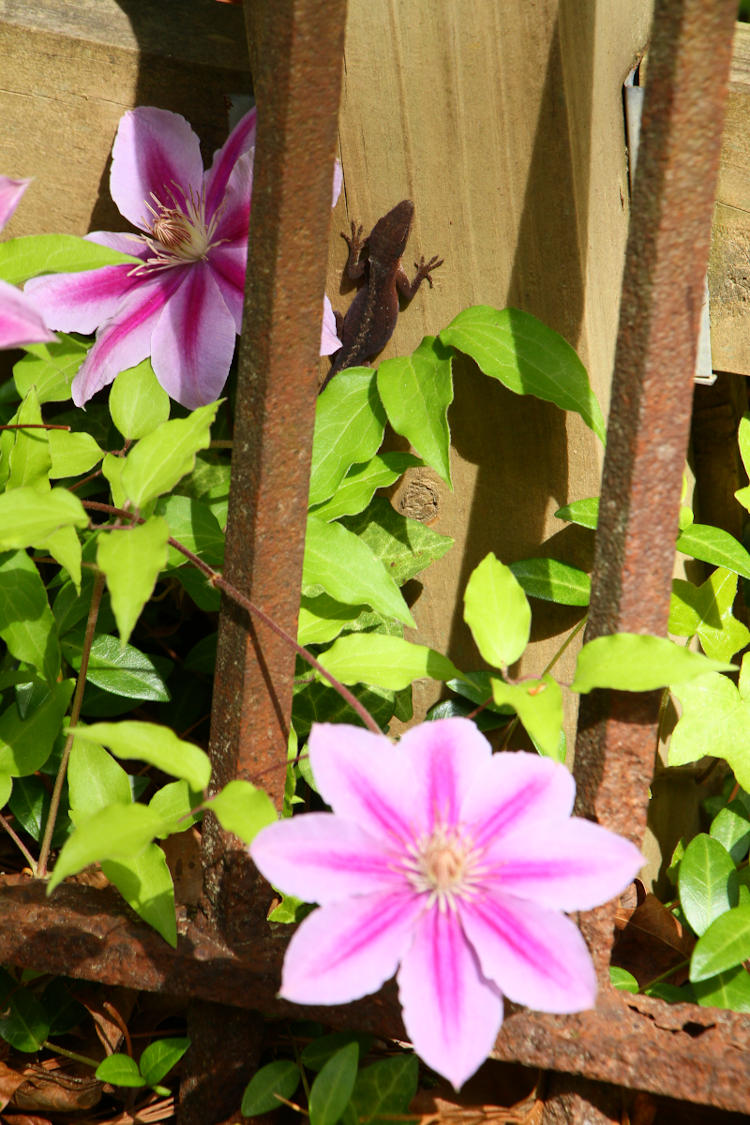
[25,107,257,409]
[0,177,56,349]
[251,718,643,1089]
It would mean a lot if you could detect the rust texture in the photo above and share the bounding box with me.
[200,0,347,945]
[572,0,738,974]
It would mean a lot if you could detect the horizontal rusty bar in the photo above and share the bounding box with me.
[5,878,750,1115]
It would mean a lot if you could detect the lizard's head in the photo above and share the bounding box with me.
[368,199,415,259]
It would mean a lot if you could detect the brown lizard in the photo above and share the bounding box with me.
[321,199,443,389]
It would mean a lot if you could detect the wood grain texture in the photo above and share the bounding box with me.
[328,0,653,736]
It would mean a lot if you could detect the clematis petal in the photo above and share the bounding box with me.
[0,279,56,349]
[204,106,257,219]
[0,176,30,230]
[208,242,247,332]
[308,724,419,845]
[485,818,643,911]
[110,108,204,230]
[320,296,341,355]
[460,890,596,1014]
[212,152,253,245]
[461,750,576,852]
[150,262,236,408]
[332,160,343,208]
[279,890,423,1005]
[71,272,179,405]
[25,264,139,335]
[399,718,493,837]
[86,230,148,259]
[398,905,503,1090]
[251,812,406,903]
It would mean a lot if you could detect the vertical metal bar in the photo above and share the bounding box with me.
[201,0,347,943]
[572,0,737,974]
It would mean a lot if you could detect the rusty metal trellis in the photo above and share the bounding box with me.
[0,0,746,1120]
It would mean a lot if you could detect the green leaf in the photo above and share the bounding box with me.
[303,517,414,626]
[309,371,386,506]
[48,429,104,479]
[0,680,74,776]
[78,721,210,790]
[676,523,750,580]
[95,1053,146,1088]
[669,569,750,662]
[0,234,139,286]
[669,658,750,790]
[241,1060,301,1116]
[6,386,51,490]
[102,452,127,509]
[68,736,132,821]
[690,904,750,981]
[440,305,606,442]
[208,779,276,844]
[317,633,460,691]
[678,834,737,936]
[301,1033,373,1073]
[45,524,83,592]
[308,1043,359,1125]
[298,593,365,646]
[464,553,531,669]
[350,1055,419,1125]
[490,674,564,759]
[710,800,750,863]
[554,497,599,529]
[97,516,170,644]
[0,988,50,1052]
[0,486,87,550]
[155,494,224,568]
[109,358,170,440]
[121,402,220,508]
[149,780,202,836]
[692,966,750,1012]
[609,967,639,993]
[310,452,422,522]
[139,1037,190,1086]
[13,334,91,403]
[62,634,171,701]
[509,557,590,606]
[0,549,60,682]
[103,846,177,946]
[572,634,734,693]
[735,415,750,514]
[376,336,453,485]
[48,802,166,892]
[341,498,453,586]
[0,773,12,809]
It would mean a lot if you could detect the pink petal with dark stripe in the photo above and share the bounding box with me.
[461,750,575,852]
[0,279,56,349]
[204,106,256,218]
[110,108,204,230]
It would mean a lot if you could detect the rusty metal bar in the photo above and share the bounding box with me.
[200,0,347,947]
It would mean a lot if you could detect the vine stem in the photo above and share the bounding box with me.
[82,501,383,736]
[0,810,38,874]
[37,570,105,878]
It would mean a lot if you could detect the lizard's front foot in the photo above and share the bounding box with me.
[414,254,444,289]
[342,221,365,256]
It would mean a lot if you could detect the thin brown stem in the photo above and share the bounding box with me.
[0,423,71,431]
[38,570,106,877]
[0,810,38,874]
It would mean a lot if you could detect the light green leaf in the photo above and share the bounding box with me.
[609,967,639,993]
[710,800,750,863]
[735,414,750,513]
[121,402,220,508]
[490,674,564,759]
[139,1037,190,1086]
[308,1042,359,1125]
[48,429,103,478]
[678,834,737,936]
[693,966,750,1012]
[350,1055,418,1125]
[318,633,459,691]
[464,553,531,669]
[44,524,83,592]
[6,386,50,491]
[95,1054,146,1088]
[109,358,170,440]
[309,370,386,506]
[509,557,590,606]
[572,634,734,693]
[669,659,750,790]
[149,780,202,836]
[77,721,210,790]
[555,497,599,529]
[0,234,139,285]
[13,334,90,403]
[62,635,171,701]
[440,305,605,442]
[669,569,750,662]
[310,452,422,522]
[341,498,453,586]
[0,549,60,682]
[103,845,177,946]
[97,516,170,644]
[297,593,364,646]
[303,517,414,626]
[377,336,453,485]
[0,680,74,776]
[676,523,750,581]
[102,452,127,509]
[208,779,276,844]
[0,486,87,550]
[155,495,224,569]
[0,773,12,808]
[690,904,750,981]
[241,1060,301,1116]
[68,736,132,822]
[48,802,166,892]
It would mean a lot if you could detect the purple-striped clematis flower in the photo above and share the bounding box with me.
[25,107,257,410]
[251,718,643,1089]
[0,177,56,349]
